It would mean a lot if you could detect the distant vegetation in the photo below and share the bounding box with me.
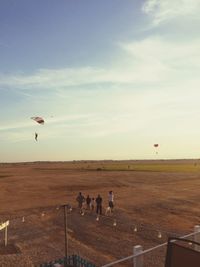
[1,160,200,173]
[21,159,200,173]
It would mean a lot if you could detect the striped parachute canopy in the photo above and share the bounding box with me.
[31,117,44,125]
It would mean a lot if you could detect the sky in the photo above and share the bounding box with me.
[0,0,200,162]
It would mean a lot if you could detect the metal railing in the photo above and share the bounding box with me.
[101,225,200,267]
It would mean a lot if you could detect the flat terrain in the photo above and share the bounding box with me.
[0,160,200,267]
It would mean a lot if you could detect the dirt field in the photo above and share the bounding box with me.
[0,160,200,267]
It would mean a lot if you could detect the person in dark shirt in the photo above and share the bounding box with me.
[86,195,91,210]
[76,192,85,213]
[96,194,102,215]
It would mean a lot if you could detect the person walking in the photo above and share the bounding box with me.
[96,194,103,215]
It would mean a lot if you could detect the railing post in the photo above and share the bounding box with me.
[5,225,8,246]
[194,225,200,251]
[133,245,143,267]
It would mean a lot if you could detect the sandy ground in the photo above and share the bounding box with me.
[0,160,200,267]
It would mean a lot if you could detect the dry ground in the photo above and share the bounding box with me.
[0,160,200,267]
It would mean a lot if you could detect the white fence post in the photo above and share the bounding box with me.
[5,226,8,246]
[0,221,9,247]
[194,225,200,251]
[133,245,143,267]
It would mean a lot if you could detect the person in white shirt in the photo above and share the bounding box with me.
[105,191,114,215]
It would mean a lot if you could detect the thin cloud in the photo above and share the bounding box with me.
[142,0,200,26]
[120,36,200,84]
[0,114,93,132]
[0,63,169,91]
[1,34,200,93]
[0,67,123,90]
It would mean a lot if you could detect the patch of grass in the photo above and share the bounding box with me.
[27,160,200,173]
[77,163,200,173]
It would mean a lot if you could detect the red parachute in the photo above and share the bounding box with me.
[31,117,44,125]
[154,144,159,154]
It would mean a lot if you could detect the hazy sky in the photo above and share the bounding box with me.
[1,0,200,162]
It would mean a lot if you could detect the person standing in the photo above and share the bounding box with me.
[108,191,114,213]
[76,192,85,213]
[86,195,91,210]
[96,194,102,215]
[90,197,95,211]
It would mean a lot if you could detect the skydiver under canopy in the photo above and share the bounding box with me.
[35,132,38,141]
[154,144,159,154]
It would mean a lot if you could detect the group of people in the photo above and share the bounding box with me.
[76,191,114,216]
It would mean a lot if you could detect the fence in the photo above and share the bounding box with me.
[0,220,9,246]
[101,225,200,267]
[40,254,96,267]
[1,205,199,267]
